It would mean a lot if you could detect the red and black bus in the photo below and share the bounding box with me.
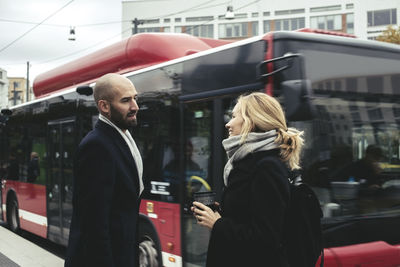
[1,30,400,266]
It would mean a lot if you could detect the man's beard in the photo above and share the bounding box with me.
[109,104,137,130]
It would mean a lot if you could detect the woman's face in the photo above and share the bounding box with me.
[225,103,244,137]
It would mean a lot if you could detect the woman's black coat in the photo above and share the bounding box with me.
[206,149,290,267]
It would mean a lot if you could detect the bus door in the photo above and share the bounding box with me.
[47,118,75,246]
[181,97,234,266]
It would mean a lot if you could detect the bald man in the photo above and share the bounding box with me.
[65,73,143,267]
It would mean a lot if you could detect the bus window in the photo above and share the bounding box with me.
[285,43,400,247]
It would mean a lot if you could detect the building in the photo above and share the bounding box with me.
[122,0,400,40]
[0,68,9,109]
[8,77,27,106]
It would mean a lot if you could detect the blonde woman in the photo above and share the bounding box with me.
[192,92,304,267]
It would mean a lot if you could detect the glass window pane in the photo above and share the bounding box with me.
[334,15,342,30]
[193,26,199,36]
[374,9,391,26]
[182,101,213,265]
[252,21,259,36]
[317,16,325,29]
[392,9,397,24]
[218,24,225,38]
[327,16,334,30]
[310,17,318,29]
[175,26,182,33]
[276,20,281,30]
[299,17,305,28]
[283,19,290,30]
[368,11,373,26]
[291,18,298,30]
[264,20,271,33]
[242,22,247,36]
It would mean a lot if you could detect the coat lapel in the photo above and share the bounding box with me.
[95,120,140,195]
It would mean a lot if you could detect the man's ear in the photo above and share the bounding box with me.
[98,100,110,114]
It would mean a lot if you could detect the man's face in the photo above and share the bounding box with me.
[108,80,139,131]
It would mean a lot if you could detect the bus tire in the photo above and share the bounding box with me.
[138,221,162,267]
[7,197,20,233]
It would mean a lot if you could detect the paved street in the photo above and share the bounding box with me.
[0,226,64,267]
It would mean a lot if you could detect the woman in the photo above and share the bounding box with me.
[191,92,304,267]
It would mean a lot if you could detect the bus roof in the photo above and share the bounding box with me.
[32,30,400,101]
[32,33,232,98]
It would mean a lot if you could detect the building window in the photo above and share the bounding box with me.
[13,82,19,88]
[310,5,342,12]
[271,17,305,32]
[252,12,259,17]
[263,11,270,16]
[310,14,342,31]
[137,27,162,33]
[142,19,160,24]
[346,3,354,9]
[219,22,248,38]
[181,24,213,38]
[0,72,2,79]
[175,18,181,22]
[186,16,214,22]
[164,18,171,23]
[275,8,305,16]
[252,21,259,36]
[264,20,271,32]
[234,13,248,19]
[175,26,182,33]
[367,9,397,27]
[346,13,354,33]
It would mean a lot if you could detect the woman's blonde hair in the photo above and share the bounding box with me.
[236,92,304,170]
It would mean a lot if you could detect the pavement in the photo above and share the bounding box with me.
[0,226,64,267]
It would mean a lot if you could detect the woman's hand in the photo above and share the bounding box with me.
[191,201,221,229]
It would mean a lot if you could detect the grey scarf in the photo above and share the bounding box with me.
[99,114,144,195]
[222,130,279,186]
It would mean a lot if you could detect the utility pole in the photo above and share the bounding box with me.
[132,18,143,35]
[26,61,29,102]
[13,84,16,106]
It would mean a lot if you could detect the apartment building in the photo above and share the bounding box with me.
[122,0,400,40]
[8,77,27,106]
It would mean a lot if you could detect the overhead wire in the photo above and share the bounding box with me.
[2,0,260,69]
[0,0,74,54]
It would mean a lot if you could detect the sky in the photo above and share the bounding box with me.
[0,0,123,83]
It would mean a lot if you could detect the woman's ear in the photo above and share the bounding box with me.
[98,100,110,115]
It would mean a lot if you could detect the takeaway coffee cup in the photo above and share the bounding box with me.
[193,191,217,211]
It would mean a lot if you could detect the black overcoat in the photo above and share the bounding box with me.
[206,150,290,267]
[65,120,141,267]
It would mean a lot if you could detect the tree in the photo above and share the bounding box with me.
[376,26,400,44]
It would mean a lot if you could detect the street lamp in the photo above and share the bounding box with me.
[225,5,235,20]
[68,26,76,41]
[132,18,143,35]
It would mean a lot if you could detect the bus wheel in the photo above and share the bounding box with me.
[7,198,20,233]
[139,222,161,267]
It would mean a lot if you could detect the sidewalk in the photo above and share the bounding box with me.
[0,226,64,267]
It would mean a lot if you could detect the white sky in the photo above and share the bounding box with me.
[0,0,123,83]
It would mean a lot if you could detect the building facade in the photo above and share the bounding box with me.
[122,0,400,40]
[0,68,9,109]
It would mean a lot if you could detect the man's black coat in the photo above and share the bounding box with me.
[65,120,141,267]
[206,150,290,267]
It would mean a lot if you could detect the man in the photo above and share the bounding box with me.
[65,73,143,267]
[27,152,40,183]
